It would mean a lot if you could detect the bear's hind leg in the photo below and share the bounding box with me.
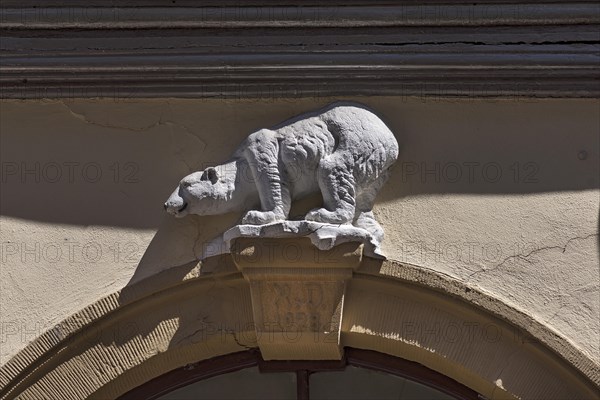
[353,172,388,238]
[306,155,355,224]
[354,211,384,245]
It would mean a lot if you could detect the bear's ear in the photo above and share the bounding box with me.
[202,167,219,184]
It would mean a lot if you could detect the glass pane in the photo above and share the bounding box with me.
[310,365,456,400]
[157,367,296,400]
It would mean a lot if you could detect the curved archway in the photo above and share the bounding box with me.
[1,256,597,399]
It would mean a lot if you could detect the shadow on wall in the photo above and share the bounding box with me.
[1,98,598,286]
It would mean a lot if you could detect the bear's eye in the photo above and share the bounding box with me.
[182,181,193,188]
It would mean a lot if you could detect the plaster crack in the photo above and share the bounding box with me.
[192,219,204,261]
[467,233,598,280]
[176,326,207,345]
[57,101,207,155]
[545,283,598,324]
[174,314,217,345]
[58,101,163,132]
[163,101,207,172]
[222,329,255,350]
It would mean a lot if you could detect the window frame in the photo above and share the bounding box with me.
[119,348,480,400]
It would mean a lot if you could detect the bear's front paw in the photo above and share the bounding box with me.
[242,210,284,225]
[305,208,352,224]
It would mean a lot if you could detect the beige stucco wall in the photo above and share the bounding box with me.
[1,97,598,371]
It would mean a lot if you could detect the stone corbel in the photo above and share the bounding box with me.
[231,237,363,360]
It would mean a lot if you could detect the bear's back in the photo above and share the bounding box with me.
[234,103,398,193]
[277,103,396,152]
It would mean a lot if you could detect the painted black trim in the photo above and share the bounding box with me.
[1,2,598,99]
[118,348,481,400]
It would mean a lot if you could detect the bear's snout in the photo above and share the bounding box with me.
[164,188,188,217]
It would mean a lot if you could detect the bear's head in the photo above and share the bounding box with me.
[164,164,236,218]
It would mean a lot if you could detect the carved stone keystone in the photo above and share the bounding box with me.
[231,237,363,360]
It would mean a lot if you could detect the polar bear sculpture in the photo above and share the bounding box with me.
[165,103,398,247]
